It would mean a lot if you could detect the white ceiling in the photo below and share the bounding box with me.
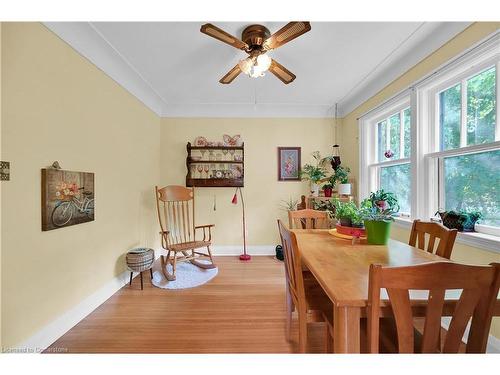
[44,22,470,117]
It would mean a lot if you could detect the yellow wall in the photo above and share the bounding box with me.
[1,23,161,348]
[160,118,336,247]
[340,22,500,340]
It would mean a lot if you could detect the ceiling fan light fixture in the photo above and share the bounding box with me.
[256,54,272,72]
[202,22,310,84]
[238,57,253,75]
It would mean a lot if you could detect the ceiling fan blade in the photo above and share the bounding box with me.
[201,23,249,51]
[269,59,296,84]
[263,22,311,50]
[219,64,242,84]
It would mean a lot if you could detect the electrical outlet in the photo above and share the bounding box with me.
[0,161,10,181]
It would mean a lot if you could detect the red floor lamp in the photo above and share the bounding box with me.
[231,187,250,261]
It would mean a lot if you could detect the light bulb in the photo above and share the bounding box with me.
[238,58,253,75]
[256,54,272,72]
[249,64,265,78]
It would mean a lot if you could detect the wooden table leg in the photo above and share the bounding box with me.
[333,305,361,353]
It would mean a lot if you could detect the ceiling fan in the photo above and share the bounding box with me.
[200,22,311,84]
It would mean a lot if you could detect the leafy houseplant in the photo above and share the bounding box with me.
[301,151,326,197]
[363,190,400,245]
[279,197,299,212]
[322,183,334,198]
[436,210,482,232]
[329,166,351,195]
[313,199,336,220]
[334,199,358,227]
[369,189,399,213]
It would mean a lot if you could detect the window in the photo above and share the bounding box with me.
[431,63,499,235]
[361,102,412,216]
[380,163,411,214]
[359,33,500,247]
[442,150,500,227]
[438,66,496,151]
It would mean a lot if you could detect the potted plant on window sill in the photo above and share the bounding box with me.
[362,190,400,245]
[301,151,326,197]
[436,210,483,232]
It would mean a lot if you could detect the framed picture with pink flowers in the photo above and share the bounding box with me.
[41,168,95,231]
[278,147,301,181]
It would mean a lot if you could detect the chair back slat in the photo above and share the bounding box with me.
[409,220,457,259]
[277,220,306,308]
[368,262,500,353]
[288,209,329,229]
[155,185,196,247]
[385,288,415,353]
[420,288,445,353]
[443,289,483,353]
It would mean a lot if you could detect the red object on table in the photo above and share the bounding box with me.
[336,224,366,237]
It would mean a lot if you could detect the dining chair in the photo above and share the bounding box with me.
[277,219,333,353]
[288,209,329,230]
[367,261,500,353]
[409,220,458,259]
[155,185,216,281]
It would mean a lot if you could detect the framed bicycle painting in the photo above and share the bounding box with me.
[41,168,95,231]
[277,147,301,181]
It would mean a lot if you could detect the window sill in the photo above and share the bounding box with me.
[393,218,500,254]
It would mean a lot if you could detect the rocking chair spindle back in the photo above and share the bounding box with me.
[155,185,216,281]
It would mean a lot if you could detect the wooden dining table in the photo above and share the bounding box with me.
[292,229,500,353]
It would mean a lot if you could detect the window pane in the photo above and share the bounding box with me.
[377,120,387,162]
[444,150,500,227]
[380,163,411,214]
[439,84,461,151]
[467,66,496,146]
[389,113,401,159]
[403,108,411,158]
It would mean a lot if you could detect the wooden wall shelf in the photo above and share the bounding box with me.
[186,142,244,187]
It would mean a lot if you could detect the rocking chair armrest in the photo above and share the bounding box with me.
[194,224,214,242]
[159,230,170,249]
[194,224,215,229]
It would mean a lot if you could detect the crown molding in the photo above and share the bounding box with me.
[162,102,334,118]
[338,22,472,117]
[44,22,472,119]
[43,22,167,116]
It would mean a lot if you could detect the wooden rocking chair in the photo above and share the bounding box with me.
[155,185,216,281]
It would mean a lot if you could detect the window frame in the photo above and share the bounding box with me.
[359,96,412,217]
[359,31,500,250]
[422,58,499,236]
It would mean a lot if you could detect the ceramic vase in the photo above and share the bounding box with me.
[311,183,320,197]
[338,183,351,196]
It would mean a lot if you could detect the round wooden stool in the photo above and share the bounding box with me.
[126,248,155,290]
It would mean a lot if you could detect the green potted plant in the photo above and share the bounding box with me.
[334,199,358,227]
[352,199,371,228]
[279,197,299,212]
[369,189,399,213]
[301,151,326,197]
[362,190,400,245]
[436,210,483,232]
[322,183,334,197]
[313,199,336,220]
[332,166,351,195]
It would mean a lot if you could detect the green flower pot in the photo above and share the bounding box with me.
[364,220,392,245]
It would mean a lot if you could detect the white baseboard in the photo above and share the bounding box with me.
[210,245,275,256]
[14,269,132,353]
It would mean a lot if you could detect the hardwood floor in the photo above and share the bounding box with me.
[46,256,328,353]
